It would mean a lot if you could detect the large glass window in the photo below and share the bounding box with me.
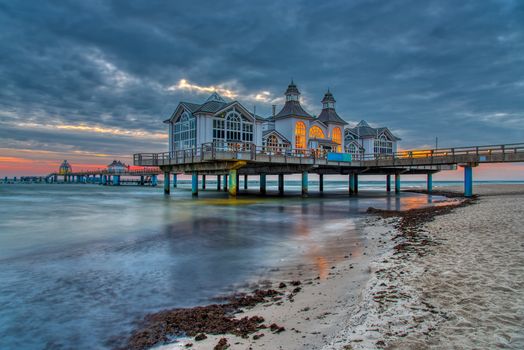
[173,112,196,151]
[213,110,254,146]
[374,135,393,154]
[332,127,342,152]
[309,126,325,139]
[295,121,306,150]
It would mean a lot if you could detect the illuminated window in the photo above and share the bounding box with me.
[309,126,325,139]
[266,135,278,149]
[295,121,306,149]
[332,127,342,152]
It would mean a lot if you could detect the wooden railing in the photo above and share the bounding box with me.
[133,142,524,166]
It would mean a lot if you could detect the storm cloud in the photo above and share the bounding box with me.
[1,0,523,167]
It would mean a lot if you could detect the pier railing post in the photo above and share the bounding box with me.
[260,173,266,195]
[386,174,391,192]
[164,172,170,195]
[302,171,308,198]
[319,174,324,192]
[395,174,401,194]
[192,172,198,196]
[278,174,284,196]
[427,173,433,194]
[228,170,238,197]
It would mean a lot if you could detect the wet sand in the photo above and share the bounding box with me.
[129,184,524,349]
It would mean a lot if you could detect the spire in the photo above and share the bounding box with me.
[321,89,336,109]
[285,80,300,102]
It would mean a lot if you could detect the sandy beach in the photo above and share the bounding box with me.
[130,184,524,350]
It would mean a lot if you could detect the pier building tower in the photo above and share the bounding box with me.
[58,160,72,175]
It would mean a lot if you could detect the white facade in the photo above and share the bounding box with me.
[165,84,399,158]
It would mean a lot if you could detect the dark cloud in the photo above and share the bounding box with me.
[1,0,523,160]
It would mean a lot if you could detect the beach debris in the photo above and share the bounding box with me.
[194,333,207,341]
[269,323,286,333]
[252,333,264,340]
[124,289,282,350]
[278,282,287,288]
[214,337,229,350]
[290,280,301,286]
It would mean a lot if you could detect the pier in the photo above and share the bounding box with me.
[134,142,524,197]
[39,168,161,186]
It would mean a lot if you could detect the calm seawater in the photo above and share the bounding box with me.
[0,181,449,349]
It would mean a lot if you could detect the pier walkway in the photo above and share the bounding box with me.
[133,142,524,197]
[44,168,161,186]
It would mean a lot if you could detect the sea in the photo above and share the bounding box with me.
[0,180,520,349]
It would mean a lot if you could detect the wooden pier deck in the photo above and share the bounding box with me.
[133,142,523,197]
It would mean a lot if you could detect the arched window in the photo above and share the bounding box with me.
[267,135,278,149]
[212,109,254,149]
[374,134,393,154]
[309,126,325,139]
[173,111,196,151]
[226,112,241,141]
[332,127,342,152]
[295,121,306,150]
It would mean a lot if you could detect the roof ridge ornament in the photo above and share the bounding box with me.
[206,91,227,103]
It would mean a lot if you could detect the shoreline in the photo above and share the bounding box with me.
[122,184,523,350]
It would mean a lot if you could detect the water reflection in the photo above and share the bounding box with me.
[0,185,448,350]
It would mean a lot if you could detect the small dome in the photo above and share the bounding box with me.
[58,160,72,175]
[107,160,128,173]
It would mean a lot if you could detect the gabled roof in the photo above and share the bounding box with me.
[346,120,401,140]
[194,100,230,114]
[263,129,291,144]
[318,108,347,125]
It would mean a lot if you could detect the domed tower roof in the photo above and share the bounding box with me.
[274,81,313,119]
[318,89,347,125]
[58,160,72,175]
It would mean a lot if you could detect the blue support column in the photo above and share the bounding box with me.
[395,174,401,194]
[427,173,433,194]
[223,174,228,191]
[151,175,158,187]
[464,165,473,198]
[217,175,221,191]
[53,175,57,182]
[278,174,284,196]
[386,174,391,192]
[113,175,120,186]
[260,174,266,195]
[244,175,248,190]
[319,174,324,192]
[349,174,355,195]
[164,172,170,195]
[192,172,198,196]
[354,174,359,194]
[301,171,308,197]
[140,176,144,186]
[202,175,206,190]
[101,175,106,185]
[172,174,177,188]
[228,170,238,197]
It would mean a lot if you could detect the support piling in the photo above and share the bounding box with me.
[192,172,198,196]
[164,172,170,195]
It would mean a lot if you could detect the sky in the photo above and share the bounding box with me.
[0,0,523,178]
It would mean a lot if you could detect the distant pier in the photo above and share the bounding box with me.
[3,168,161,186]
